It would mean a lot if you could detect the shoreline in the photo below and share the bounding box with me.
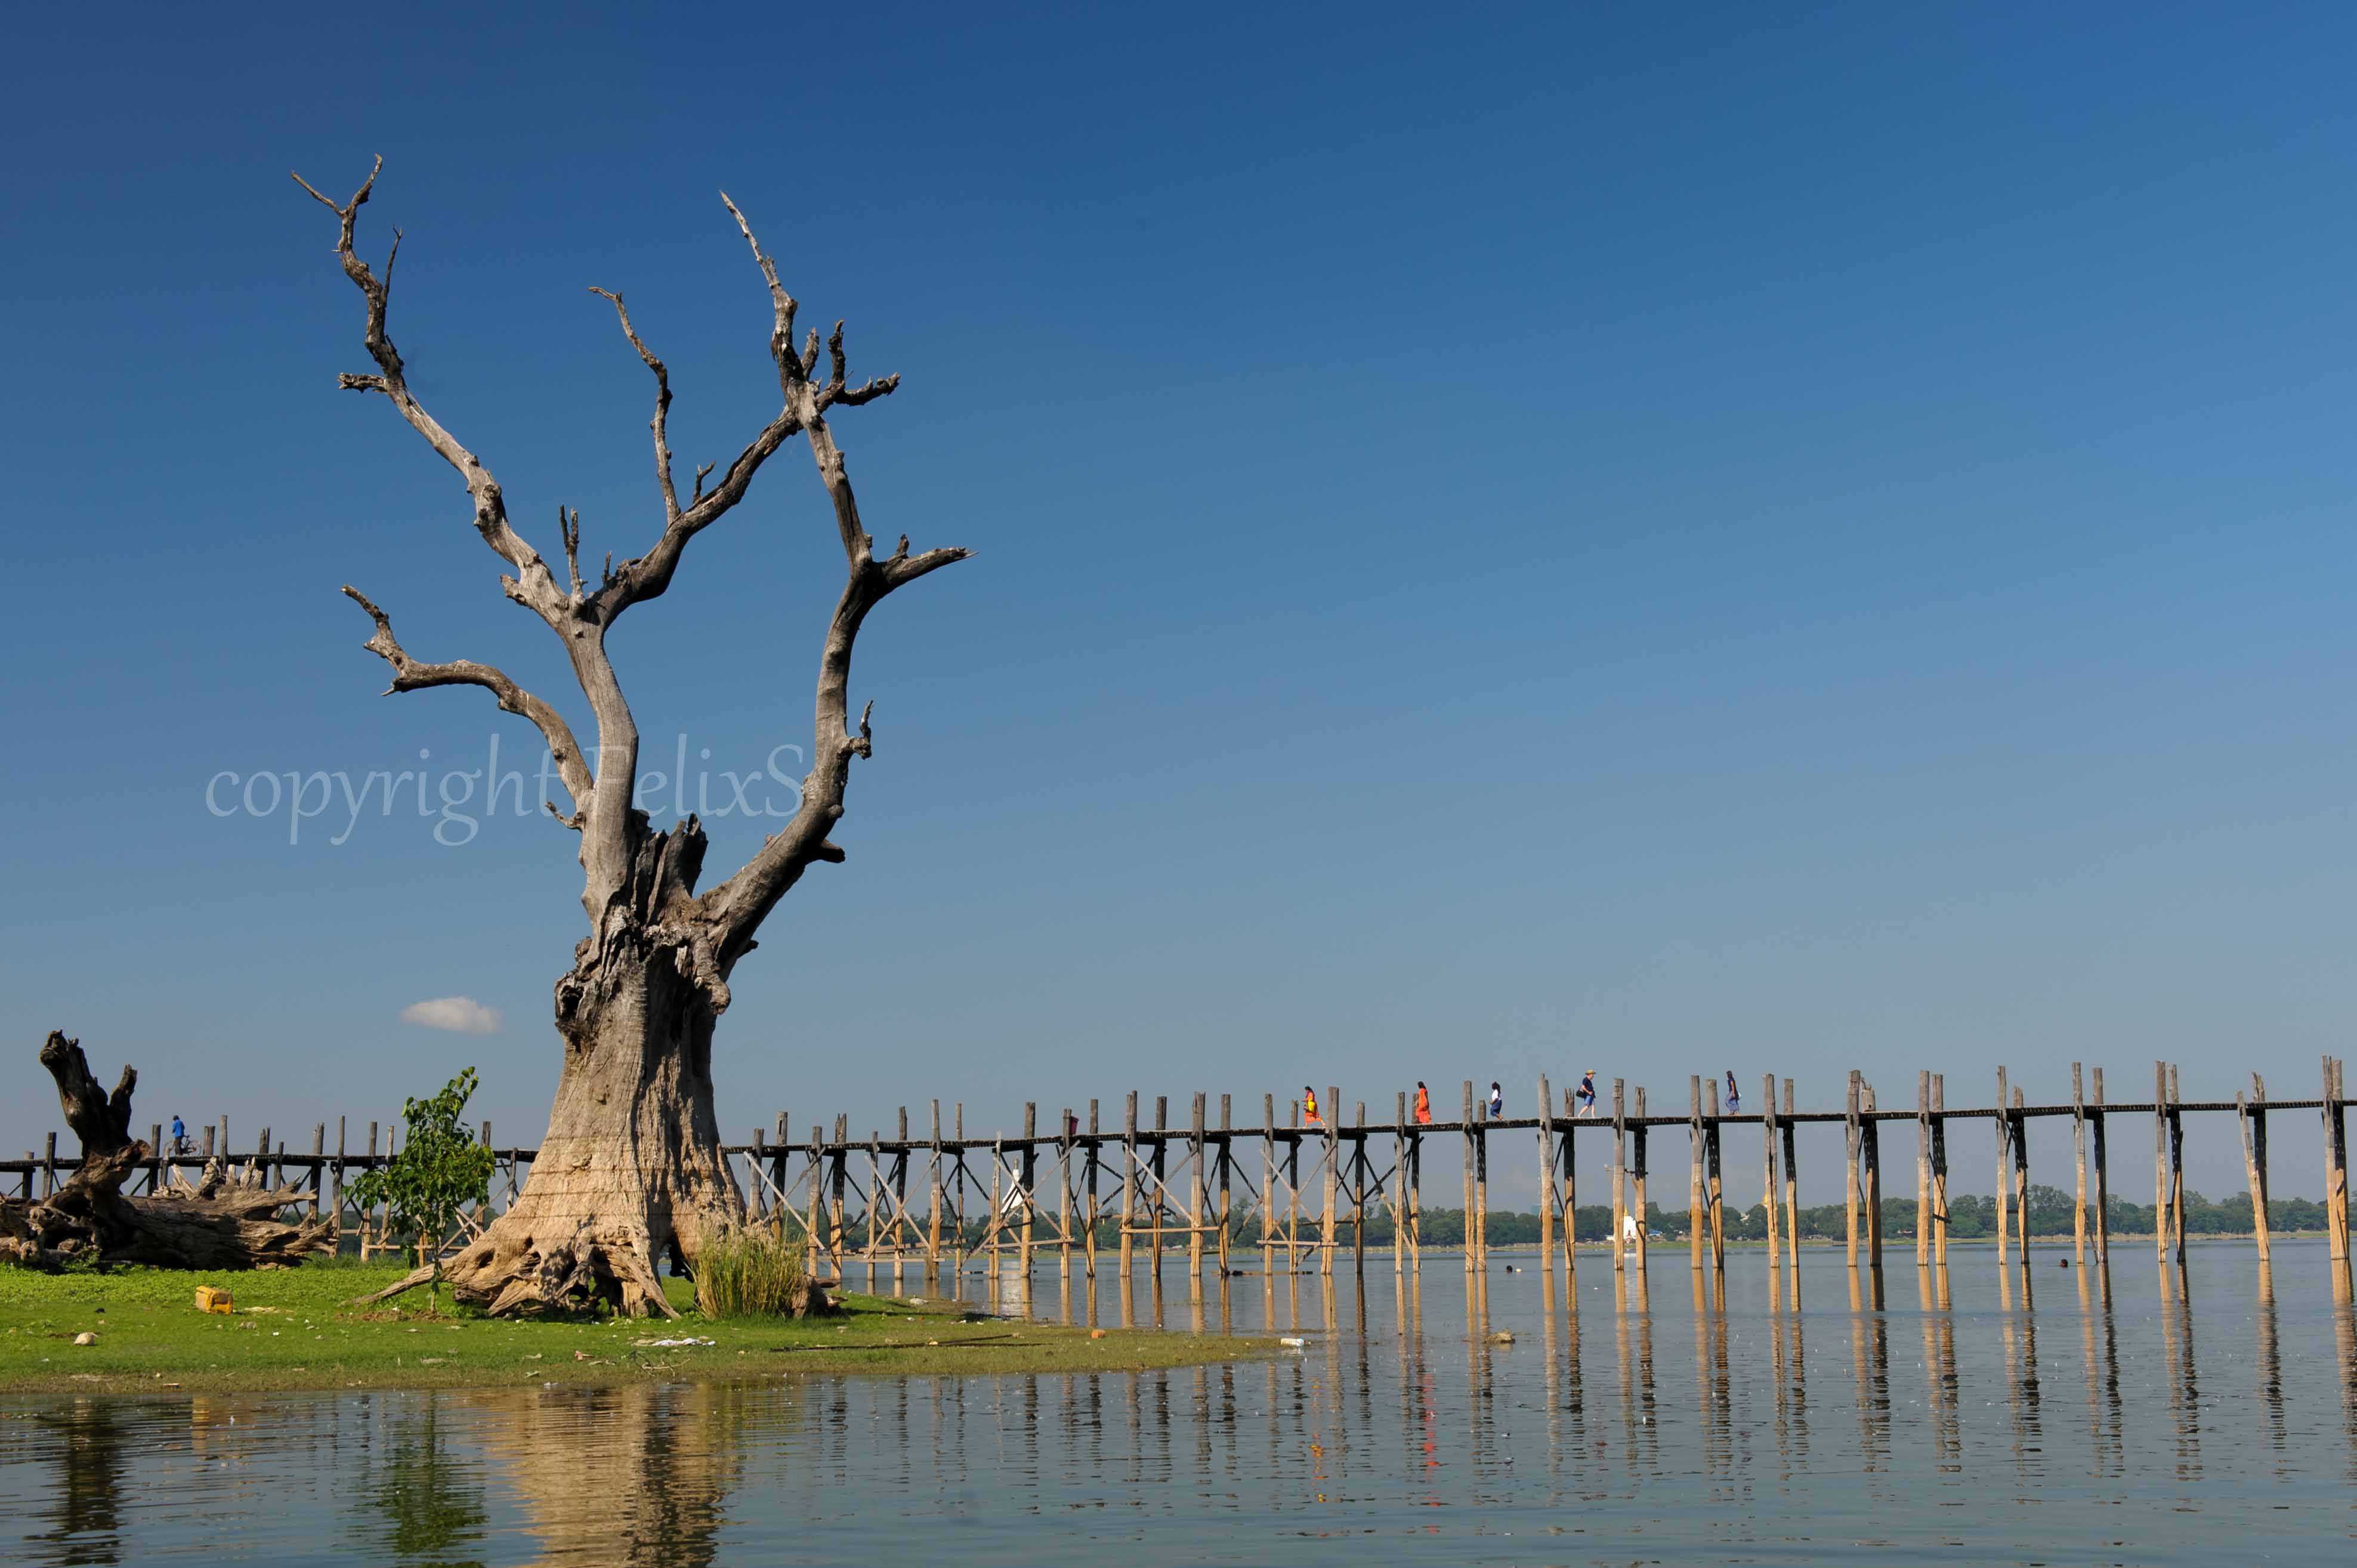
[0,1261,1277,1398]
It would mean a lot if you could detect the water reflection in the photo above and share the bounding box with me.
[354,1401,490,1566]
[480,1384,759,1567]
[23,1401,129,1563]
[11,1244,2357,1564]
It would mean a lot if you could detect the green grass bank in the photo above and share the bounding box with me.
[0,1261,1275,1397]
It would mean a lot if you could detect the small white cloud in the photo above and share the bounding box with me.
[400,996,502,1035]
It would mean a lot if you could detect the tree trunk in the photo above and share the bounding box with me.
[360,841,748,1317]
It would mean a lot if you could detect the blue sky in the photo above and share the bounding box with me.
[3,4,2350,1201]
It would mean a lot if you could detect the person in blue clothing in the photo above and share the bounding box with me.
[170,1114,186,1156]
[1574,1071,1598,1118]
[1725,1071,1741,1115]
[1487,1082,1504,1119]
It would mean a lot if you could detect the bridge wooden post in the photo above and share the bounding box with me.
[2160,1065,2179,1259]
[953,1103,968,1276]
[1259,1093,1277,1275]
[1915,1072,1931,1267]
[894,1107,910,1279]
[2167,1064,2187,1261]
[1610,1080,1627,1275]
[1861,1081,1883,1286]
[1020,1103,1039,1275]
[1460,1081,1478,1273]
[986,1137,1004,1279]
[2010,1087,2030,1261]
[1472,1086,1490,1269]
[1405,1101,1423,1267]
[1393,1091,1408,1277]
[1632,1086,1651,1276]
[1351,1100,1369,1274]
[774,1112,790,1233]
[1704,1074,1725,1274]
[2325,1056,2349,1271]
[1320,1085,1340,1276]
[1119,1091,1138,1281]
[1844,1072,1861,1271]
[926,1100,943,1277]
[1688,1075,1706,1273]
[1189,1093,1207,1284]
[829,1114,850,1264]
[1536,1075,1556,1268]
[331,1117,345,1242]
[1781,1075,1800,1282]
[308,1125,325,1219]
[1086,1099,1102,1277]
[804,1123,826,1275]
[1994,1066,2012,1267]
[1930,1075,1948,1269]
[1151,1096,1169,1276]
[2239,1075,2270,1264]
[2152,1060,2170,1264]
[1561,1087,1578,1281]
[747,1127,767,1225]
[1218,1093,1233,1275]
[864,1131,883,1276]
[361,1121,378,1259]
[1052,1106,1070,1274]
[1764,1074,1782,1277]
[2072,1065,2087,1261]
[1286,1097,1303,1264]
[2090,1069,2110,1269]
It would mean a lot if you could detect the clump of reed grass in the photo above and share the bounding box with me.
[692,1227,807,1319]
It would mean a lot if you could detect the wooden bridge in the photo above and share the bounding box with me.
[7,1058,2349,1298]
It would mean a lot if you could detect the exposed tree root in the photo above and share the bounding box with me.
[354,1216,682,1318]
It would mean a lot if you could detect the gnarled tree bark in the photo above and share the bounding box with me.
[0,1032,331,1270]
[295,160,969,1315]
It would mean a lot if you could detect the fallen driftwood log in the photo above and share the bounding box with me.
[0,1032,333,1270]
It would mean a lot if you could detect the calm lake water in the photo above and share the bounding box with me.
[4,1239,2354,1566]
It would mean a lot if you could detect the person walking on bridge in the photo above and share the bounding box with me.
[1725,1071,1741,1115]
[1413,1081,1432,1125]
[1487,1082,1504,1120]
[1575,1071,1598,1118]
[1302,1086,1323,1127]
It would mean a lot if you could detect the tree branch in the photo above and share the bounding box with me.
[594,192,885,620]
[291,158,564,616]
[560,507,585,597]
[587,288,679,524]
[694,203,971,955]
[719,192,799,394]
[817,319,900,413]
[39,1032,135,1156]
[299,162,642,902]
[341,586,594,825]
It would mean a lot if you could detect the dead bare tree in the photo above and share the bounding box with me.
[0,1032,330,1269]
[292,159,969,1316]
